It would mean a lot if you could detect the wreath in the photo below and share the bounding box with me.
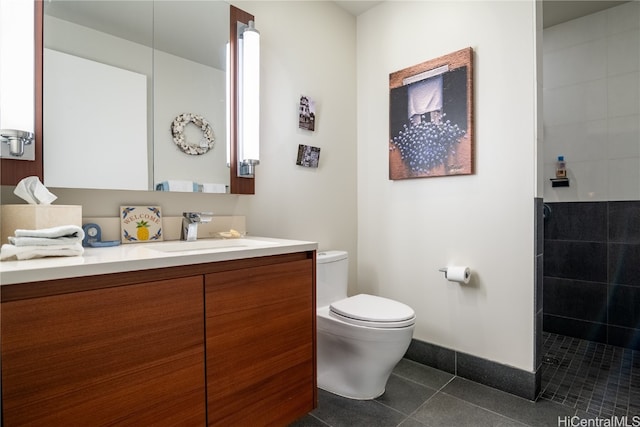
[171,113,215,155]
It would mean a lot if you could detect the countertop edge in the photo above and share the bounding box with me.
[0,237,318,286]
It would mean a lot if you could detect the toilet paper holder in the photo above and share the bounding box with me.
[438,266,471,282]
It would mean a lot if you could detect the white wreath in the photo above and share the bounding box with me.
[171,113,215,155]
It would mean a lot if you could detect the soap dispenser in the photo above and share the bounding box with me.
[555,156,566,178]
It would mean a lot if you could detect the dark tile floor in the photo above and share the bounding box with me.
[290,333,640,427]
[540,332,640,418]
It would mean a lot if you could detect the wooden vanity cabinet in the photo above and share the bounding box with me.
[1,251,316,426]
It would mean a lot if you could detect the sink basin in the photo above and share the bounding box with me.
[145,238,278,253]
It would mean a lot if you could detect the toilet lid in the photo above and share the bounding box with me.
[329,294,415,328]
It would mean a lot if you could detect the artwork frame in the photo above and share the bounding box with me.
[298,95,316,131]
[389,47,474,180]
[296,144,321,168]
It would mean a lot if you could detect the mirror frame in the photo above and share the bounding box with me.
[229,5,255,195]
[0,0,43,186]
[2,2,256,195]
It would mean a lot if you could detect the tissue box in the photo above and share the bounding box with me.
[0,205,82,244]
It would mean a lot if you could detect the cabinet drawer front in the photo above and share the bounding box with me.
[1,276,206,426]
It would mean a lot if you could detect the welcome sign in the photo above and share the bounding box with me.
[120,206,163,243]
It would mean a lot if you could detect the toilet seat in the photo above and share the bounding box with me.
[329,294,415,328]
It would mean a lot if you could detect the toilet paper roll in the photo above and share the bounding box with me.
[446,266,471,284]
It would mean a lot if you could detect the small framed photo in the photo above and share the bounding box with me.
[298,95,316,131]
[296,144,321,168]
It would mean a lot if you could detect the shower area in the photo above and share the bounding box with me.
[539,1,640,418]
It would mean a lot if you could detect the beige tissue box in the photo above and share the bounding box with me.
[0,205,82,245]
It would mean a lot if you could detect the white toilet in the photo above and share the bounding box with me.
[316,250,415,400]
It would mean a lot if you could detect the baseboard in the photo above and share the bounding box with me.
[404,338,541,401]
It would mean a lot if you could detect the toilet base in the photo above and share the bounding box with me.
[318,384,386,400]
[316,306,414,401]
[317,340,398,399]
[318,371,389,400]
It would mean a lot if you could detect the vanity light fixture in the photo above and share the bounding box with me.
[237,20,260,178]
[0,0,35,160]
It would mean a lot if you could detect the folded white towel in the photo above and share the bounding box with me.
[14,225,84,240]
[201,183,227,193]
[9,236,82,247]
[0,243,84,261]
[156,180,198,192]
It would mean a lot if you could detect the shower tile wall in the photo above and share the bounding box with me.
[543,1,639,203]
[535,198,544,373]
[543,201,640,351]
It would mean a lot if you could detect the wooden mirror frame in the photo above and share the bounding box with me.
[229,5,255,195]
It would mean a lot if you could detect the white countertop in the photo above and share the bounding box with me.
[0,236,318,286]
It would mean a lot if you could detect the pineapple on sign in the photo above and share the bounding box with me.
[120,206,163,243]
[136,220,150,240]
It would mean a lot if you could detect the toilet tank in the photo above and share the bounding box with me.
[316,250,349,308]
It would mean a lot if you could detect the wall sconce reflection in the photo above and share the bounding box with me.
[237,20,260,178]
[0,0,35,160]
[0,129,34,158]
[226,41,231,168]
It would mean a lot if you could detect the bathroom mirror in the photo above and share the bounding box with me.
[41,1,239,193]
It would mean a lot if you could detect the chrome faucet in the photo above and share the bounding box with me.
[181,212,213,241]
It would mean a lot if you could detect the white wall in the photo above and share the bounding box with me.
[543,1,639,202]
[357,1,538,371]
[233,1,359,291]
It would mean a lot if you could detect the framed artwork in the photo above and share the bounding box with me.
[389,47,474,180]
[120,206,163,243]
[296,144,321,168]
[299,95,316,131]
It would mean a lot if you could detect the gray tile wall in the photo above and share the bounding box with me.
[543,200,640,351]
[535,198,544,373]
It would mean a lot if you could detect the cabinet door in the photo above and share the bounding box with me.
[206,258,315,426]
[1,276,206,426]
